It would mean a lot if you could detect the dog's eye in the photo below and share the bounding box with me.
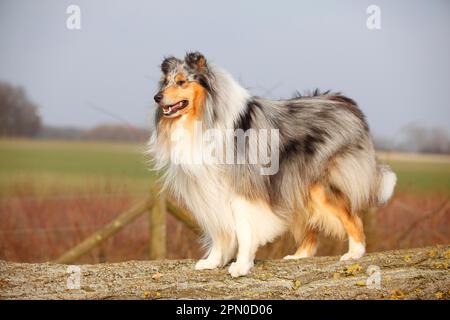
[176,80,186,86]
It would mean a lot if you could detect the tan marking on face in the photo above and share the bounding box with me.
[175,73,186,83]
[188,82,206,119]
[160,77,206,127]
[309,184,365,244]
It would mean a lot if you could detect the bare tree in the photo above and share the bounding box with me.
[0,82,42,137]
[396,124,450,154]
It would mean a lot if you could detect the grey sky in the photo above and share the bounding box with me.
[0,0,449,137]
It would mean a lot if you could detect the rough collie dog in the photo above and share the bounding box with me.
[147,52,396,277]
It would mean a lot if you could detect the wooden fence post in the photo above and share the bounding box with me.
[149,193,167,259]
[165,198,201,234]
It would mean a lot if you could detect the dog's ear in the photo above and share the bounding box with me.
[161,56,179,75]
[185,51,207,73]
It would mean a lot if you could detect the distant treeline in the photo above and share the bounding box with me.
[0,81,149,143]
[38,125,150,142]
[1,81,449,151]
[374,125,450,154]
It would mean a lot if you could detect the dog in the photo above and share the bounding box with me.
[147,51,396,277]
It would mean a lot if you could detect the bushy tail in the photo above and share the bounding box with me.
[376,164,397,205]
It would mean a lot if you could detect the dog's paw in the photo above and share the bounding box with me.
[283,254,305,260]
[194,258,220,270]
[283,251,311,260]
[339,251,365,261]
[228,261,253,278]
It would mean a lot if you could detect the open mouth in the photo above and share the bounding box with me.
[161,100,189,116]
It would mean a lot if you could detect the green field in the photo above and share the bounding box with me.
[377,152,450,194]
[387,160,450,194]
[0,139,156,196]
[0,139,449,196]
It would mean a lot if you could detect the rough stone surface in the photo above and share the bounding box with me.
[1,245,449,300]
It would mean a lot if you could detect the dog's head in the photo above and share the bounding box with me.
[154,52,213,119]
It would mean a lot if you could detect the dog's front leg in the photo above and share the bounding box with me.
[195,234,236,270]
[228,210,257,277]
[228,216,257,277]
[195,238,223,270]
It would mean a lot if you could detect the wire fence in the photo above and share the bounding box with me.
[1,194,448,239]
[0,194,148,236]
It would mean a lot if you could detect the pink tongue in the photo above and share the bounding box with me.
[163,102,182,113]
[172,102,181,111]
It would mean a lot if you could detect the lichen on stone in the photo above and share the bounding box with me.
[343,264,362,276]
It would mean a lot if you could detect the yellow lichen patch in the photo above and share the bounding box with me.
[435,292,444,300]
[143,291,161,299]
[428,250,438,258]
[390,290,405,300]
[355,280,366,287]
[343,263,362,276]
[293,279,302,289]
[152,272,162,280]
[403,255,412,263]
[257,273,270,280]
[443,249,450,259]
[322,287,332,294]
[433,261,448,269]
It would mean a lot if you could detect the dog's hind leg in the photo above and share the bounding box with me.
[309,184,366,261]
[335,212,365,261]
[283,228,318,259]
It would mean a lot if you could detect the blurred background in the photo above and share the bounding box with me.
[0,0,449,263]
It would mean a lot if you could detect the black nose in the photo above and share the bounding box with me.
[154,92,163,103]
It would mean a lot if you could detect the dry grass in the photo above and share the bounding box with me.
[1,182,448,263]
